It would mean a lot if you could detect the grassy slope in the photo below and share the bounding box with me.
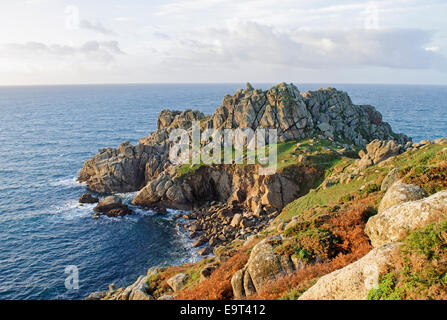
[139,142,447,300]
[176,137,356,178]
[368,218,447,300]
[279,143,447,222]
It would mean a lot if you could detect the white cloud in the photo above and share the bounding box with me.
[25,0,52,4]
[64,5,114,35]
[163,21,445,72]
[2,0,447,84]
[3,40,124,64]
[156,0,227,16]
[362,3,380,30]
[79,20,115,35]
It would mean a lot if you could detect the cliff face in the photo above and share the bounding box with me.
[89,139,447,301]
[81,82,447,301]
[208,83,397,144]
[78,83,409,204]
[78,109,206,193]
[131,162,321,211]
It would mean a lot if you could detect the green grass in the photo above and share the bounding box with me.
[367,272,403,300]
[274,211,340,261]
[278,143,447,222]
[392,144,447,195]
[404,219,447,261]
[367,218,447,300]
[278,178,364,221]
[175,136,349,178]
[273,138,351,176]
[176,163,204,178]
[280,287,307,300]
[146,272,160,286]
[180,257,217,289]
[184,270,201,288]
[391,144,445,168]
[359,183,381,196]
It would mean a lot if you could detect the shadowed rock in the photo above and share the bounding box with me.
[377,180,427,213]
[298,243,400,300]
[79,193,99,204]
[94,196,131,217]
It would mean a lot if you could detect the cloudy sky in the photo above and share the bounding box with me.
[0,0,446,85]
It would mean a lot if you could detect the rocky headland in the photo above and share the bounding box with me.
[81,83,447,300]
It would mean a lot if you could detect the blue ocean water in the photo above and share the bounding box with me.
[0,83,446,300]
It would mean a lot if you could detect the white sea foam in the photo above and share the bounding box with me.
[174,222,202,263]
[159,208,187,221]
[49,177,84,188]
[129,205,157,217]
[125,203,201,263]
[49,200,95,220]
[114,191,138,204]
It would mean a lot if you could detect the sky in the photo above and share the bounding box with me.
[0,0,447,85]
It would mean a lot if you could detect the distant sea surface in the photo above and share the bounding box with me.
[0,83,446,300]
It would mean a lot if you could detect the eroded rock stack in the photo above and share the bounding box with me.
[78,83,409,210]
[78,110,206,194]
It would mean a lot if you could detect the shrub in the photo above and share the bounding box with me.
[255,194,377,300]
[400,163,447,195]
[278,210,339,261]
[175,243,251,300]
[253,262,336,300]
[339,194,353,203]
[323,195,376,256]
[359,183,380,196]
[368,219,447,300]
[367,272,403,300]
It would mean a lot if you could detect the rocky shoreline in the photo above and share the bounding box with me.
[78,83,409,201]
[80,83,447,300]
[78,83,409,240]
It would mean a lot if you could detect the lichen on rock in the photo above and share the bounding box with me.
[366,189,447,248]
[298,243,400,300]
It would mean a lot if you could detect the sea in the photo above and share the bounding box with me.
[0,83,446,300]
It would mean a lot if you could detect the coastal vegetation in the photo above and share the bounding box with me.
[82,84,447,300]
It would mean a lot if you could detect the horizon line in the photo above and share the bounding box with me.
[1,81,447,88]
